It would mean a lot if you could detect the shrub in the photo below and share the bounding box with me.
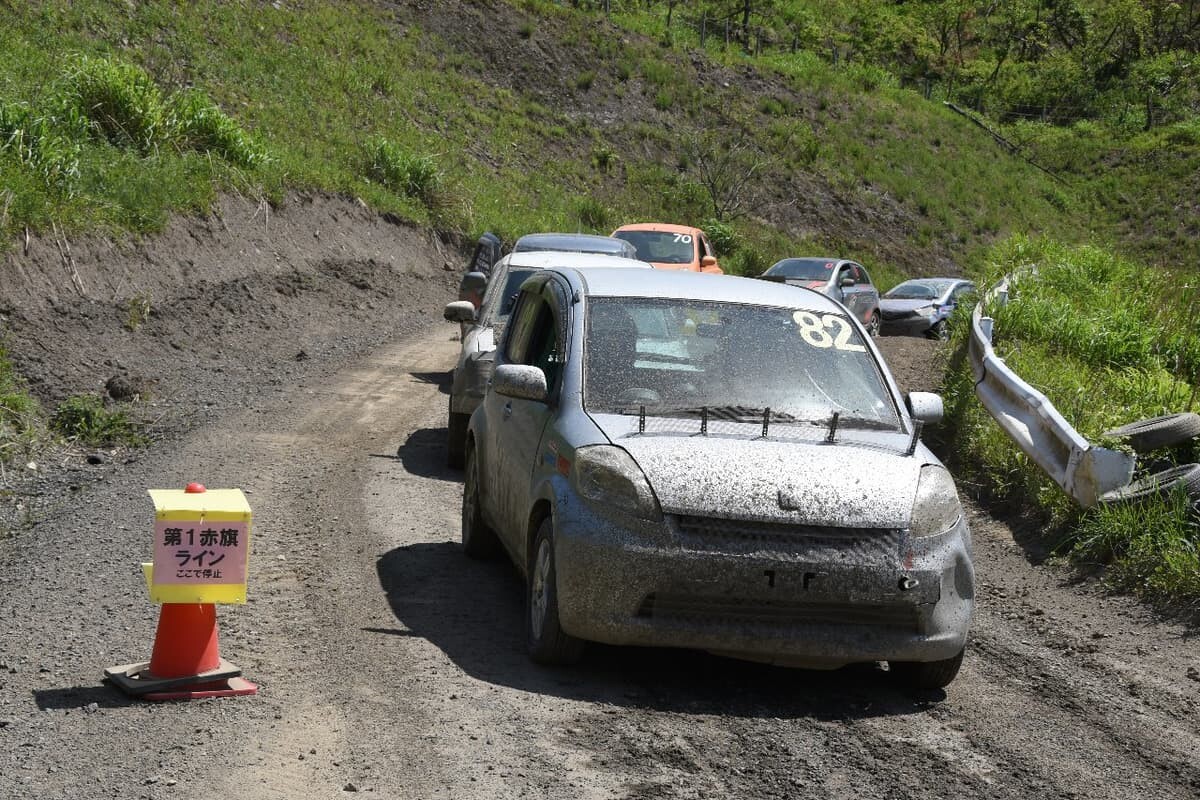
[575,71,595,92]
[170,89,270,169]
[591,144,618,173]
[364,136,442,207]
[50,394,143,447]
[0,100,84,191]
[701,218,737,255]
[63,56,170,153]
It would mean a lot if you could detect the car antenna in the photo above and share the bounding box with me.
[638,405,646,434]
[761,407,771,439]
[825,411,840,444]
[905,420,924,456]
[700,406,708,436]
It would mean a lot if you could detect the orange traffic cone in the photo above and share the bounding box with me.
[105,601,257,700]
[103,482,257,701]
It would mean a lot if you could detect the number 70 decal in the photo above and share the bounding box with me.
[792,311,866,352]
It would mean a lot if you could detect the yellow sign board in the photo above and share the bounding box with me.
[146,488,252,604]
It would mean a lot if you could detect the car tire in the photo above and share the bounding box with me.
[927,320,948,341]
[1100,463,1200,505]
[526,518,584,665]
[890,647,964,690]
[461,445,501,560]
[867,311,881,338]
[447,404,469,469]
[1102,413,1200,454]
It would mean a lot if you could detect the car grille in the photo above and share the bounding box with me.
[674,515,903,561]
[637,593,920,629]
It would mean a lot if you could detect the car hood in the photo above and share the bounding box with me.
[589,415,921,528]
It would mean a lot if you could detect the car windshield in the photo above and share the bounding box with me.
[513,235,632,256]
[584,297,900,430]
[884,280,954,300]
[480,267,536,328]
[613,231,695,264]
[764,259,837,281]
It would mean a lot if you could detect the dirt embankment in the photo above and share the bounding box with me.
[0,193,460,532]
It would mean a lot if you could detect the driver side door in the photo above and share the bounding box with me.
[488,285,564,559]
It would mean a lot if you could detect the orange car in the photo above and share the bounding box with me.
[612,223,723,273]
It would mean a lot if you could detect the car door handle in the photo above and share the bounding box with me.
[503,402,512,419]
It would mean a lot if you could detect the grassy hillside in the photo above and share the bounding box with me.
[0,0,1081,276]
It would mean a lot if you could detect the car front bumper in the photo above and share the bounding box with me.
[553,507,973,667]
[879,314,938,337]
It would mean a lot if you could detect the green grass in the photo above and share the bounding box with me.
[941,236,1200,610]
[49,394,145,448]
[0,342,41,464]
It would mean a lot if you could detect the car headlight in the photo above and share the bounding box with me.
[915,304,937,318]
[573,445,661,521]
[911,464,963,537]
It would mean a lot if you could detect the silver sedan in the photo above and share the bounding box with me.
[760,257,882,336]
[443,251,651,466]
[462,268,974,688]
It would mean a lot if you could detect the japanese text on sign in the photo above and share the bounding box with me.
[153,521,249,585]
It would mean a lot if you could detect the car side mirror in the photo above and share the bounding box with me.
[906,392,944,424]
[492,364,548,403]
[458,271,487,299]
[839,276,856,288]
[700,255,718,270]
[444,301,477,324]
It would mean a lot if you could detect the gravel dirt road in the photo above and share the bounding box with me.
[3,318,1199,799]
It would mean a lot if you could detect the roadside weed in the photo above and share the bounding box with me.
[364,137,442,208]
[125,293,152,331]
[50,394,144,448]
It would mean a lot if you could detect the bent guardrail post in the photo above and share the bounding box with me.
[968,271,1134,507]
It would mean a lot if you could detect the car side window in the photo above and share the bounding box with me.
[700,233,714,258]
[525,304,563,396]
[505,290,543,364]
[856,265,872,286]
[506,292,563,396]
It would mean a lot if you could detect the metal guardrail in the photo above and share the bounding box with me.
[968,271,1135,507]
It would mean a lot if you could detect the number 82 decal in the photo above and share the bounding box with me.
[792,311,866,352]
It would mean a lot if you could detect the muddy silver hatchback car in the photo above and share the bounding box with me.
[462,268,974,688]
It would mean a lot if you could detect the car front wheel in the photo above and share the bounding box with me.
[461,446,500,559]
[890,647,964,690]
[447,405,469,469]
[867,311,881,337]
[526,518,584,665]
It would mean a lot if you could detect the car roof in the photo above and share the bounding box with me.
[613,222,701,236]
[892,277,970,285]
[771,256,849,266]
[505,251,653,270]
[551,268,847,313]
[512,232,632,253]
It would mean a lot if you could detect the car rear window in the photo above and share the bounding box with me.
[613,231,695,264]
[764,259,836,280]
